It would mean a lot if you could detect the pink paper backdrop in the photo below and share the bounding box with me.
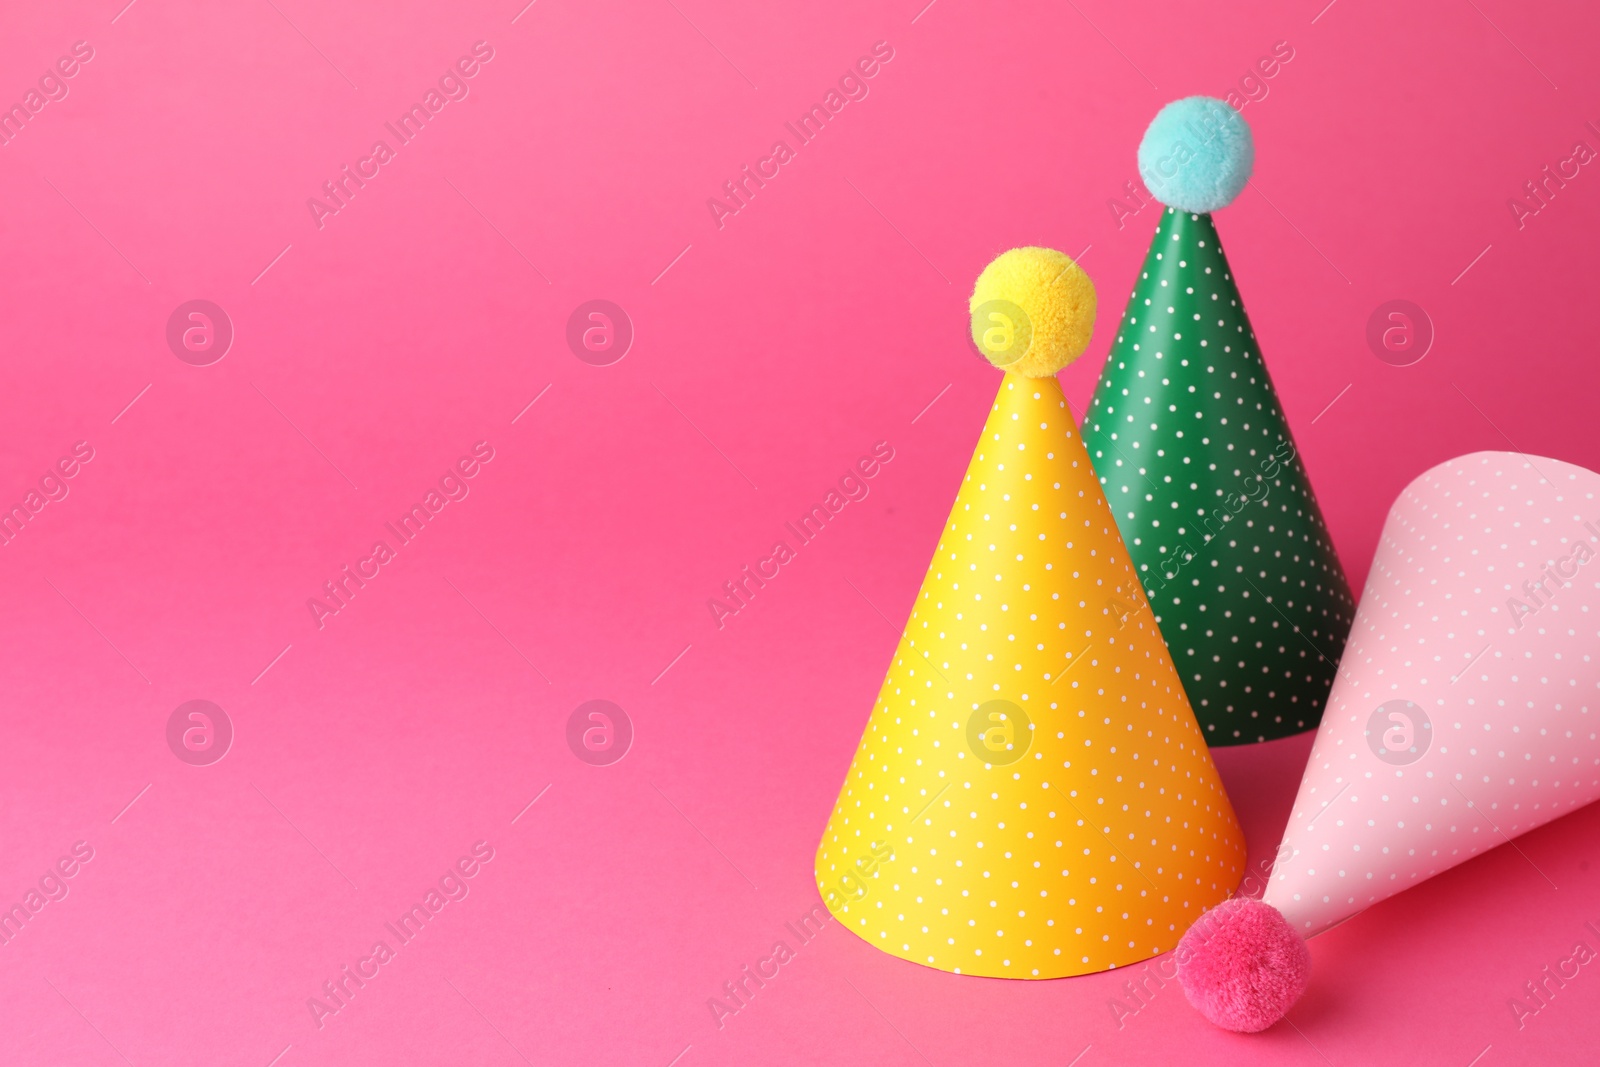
[3,1,1598,1064]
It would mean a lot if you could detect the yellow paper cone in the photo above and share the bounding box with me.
[815,248,1246,978]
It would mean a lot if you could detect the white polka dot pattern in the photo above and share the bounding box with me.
[1267,451,1600,935]
[816,375,1246,978]
[1083,207,1355,745]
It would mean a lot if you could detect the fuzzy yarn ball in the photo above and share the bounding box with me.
[1175,897,1311,1032]
[968,247,1096,378]
[1138,97,1254,213]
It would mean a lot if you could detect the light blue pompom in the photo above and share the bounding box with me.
[1137,97,1254,214]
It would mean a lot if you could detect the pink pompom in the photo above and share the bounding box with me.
[1175,897,1311,1032]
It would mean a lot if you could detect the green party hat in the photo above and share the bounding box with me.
[1081,97,1355,745]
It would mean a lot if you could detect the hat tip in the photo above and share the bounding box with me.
[969,247,1096,378]
[1176,896,1310,1032]
[1138,96,1254,214]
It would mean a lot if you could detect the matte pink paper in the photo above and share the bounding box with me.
[5,0,1600,1064]
[1269,452,1600,935]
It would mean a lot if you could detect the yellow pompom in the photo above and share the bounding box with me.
[969,247,1096,377]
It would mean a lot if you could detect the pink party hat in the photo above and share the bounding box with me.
[1175,450,1600,1031]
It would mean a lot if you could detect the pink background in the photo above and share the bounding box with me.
[2,0,1598,1064]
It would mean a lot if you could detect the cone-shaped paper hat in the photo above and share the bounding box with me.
[1177,450,1600,1031]
[1083,98,1356,745]
[815,247,1246,979]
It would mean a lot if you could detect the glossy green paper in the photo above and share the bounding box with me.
[1082,207,1355,745]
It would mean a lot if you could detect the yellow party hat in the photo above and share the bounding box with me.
[814,247,1246,978]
